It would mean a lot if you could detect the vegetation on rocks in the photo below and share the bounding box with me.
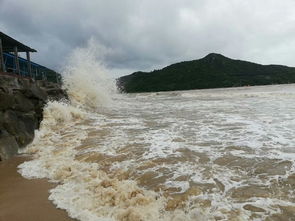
[117,53,295,93]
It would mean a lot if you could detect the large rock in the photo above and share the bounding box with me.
[0,76,19,91]
[13,91,35,112]
[0,132,19,161]
[21,84,48,100]
[0,91,15,110]
[2,110,34,147]
[0,75,67,160]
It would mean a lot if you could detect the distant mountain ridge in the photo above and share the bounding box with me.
[117,53,295,93]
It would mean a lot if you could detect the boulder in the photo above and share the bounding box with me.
[0,75,67,160]
[13,91,35,112]
[0,75,19,90]
[0,91,15,110]
[0,132,19,160]
[2,110,37,148]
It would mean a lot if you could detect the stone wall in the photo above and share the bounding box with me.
[0,75,66,160]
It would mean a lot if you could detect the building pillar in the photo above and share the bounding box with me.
[14,46,20,75]
[26,51,32,78]
[0,38,4,72]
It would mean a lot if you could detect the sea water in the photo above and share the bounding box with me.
[18,46,295,221]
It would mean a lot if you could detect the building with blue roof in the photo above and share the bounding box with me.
[0,31,61,83]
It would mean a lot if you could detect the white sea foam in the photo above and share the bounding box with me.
[18,100,210,220]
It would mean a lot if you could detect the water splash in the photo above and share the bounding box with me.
[62,38,115,110]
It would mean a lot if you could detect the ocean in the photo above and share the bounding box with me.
[17,83,295,221]
[17,47,295,221]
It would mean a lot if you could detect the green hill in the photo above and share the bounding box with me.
[117,53,295,93]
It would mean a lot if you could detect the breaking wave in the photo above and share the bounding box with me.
[18,43,209,221]
[62,39,114,110]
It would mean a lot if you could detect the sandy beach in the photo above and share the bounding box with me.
[0,156,74,221]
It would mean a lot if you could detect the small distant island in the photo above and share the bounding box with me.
[117,53,295,93]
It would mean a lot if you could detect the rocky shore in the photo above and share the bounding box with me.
[0,74,66,160]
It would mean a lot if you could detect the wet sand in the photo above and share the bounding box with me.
[0,156,75,221]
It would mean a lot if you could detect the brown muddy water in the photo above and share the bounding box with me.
[18,84,295,221]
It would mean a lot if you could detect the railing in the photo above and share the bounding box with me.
[3,52,61,83]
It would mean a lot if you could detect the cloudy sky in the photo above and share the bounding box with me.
[1,0,295,77]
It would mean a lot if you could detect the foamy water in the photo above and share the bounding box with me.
[17,42,295,221]
[18,83,295,221]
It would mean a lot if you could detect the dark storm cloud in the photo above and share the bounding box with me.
[1,0,295,77]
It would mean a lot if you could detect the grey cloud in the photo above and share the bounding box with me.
[0,0,295,77]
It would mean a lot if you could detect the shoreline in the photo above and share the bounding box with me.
[0,156,75,221]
